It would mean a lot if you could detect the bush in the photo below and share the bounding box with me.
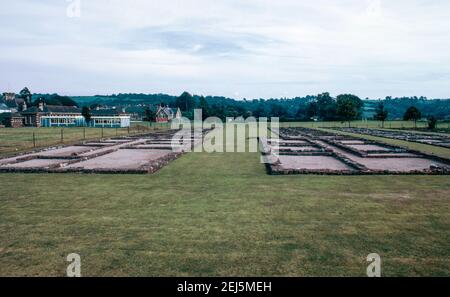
[427,116,437,130]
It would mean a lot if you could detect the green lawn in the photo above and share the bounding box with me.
[0,124,449,276]
[0,124,169,157]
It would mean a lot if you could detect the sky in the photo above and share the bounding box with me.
[1,0,450,99]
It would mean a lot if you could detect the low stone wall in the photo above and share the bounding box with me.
[322,134,450,165]
[321,138,408,158]
[333,127,450,149]
[0,150,184,174]
[275,149,331,155]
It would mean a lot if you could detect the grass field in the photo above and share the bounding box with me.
[0,122,170,157]
[0,120,448,157]
[0,123,449,276]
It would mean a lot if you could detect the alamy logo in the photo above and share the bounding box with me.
[67,253,81,277]
[170,109,279,158]
[366,253,381,277]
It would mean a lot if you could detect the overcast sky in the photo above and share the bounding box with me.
[1,0,450,99]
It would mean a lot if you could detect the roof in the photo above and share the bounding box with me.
[0,112,23,119]
[20,106,39,113]
[15,98,25,105]
[44,105,81,113]
[0,95,26,109]
[0,102,11,110]
[4,100,18,108]
[22,105,81,114]
[91,108,127,116]
[125,106,146,113]
[156,106,179,117]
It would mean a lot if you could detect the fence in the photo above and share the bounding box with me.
[0,123,171,156]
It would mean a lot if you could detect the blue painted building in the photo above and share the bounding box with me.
[40,115,131,128]
[21,103,131,128]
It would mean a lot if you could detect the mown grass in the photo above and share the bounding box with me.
[0,125,449,276]
[1,120,447,157]
[0,123,170,157]
[0,123,449,276]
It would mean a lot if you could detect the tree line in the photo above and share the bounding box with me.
[6,88,450,125]
[142,91,366,124]
[150,92,446,127]
[73,91,448,122]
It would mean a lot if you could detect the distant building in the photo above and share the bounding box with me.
[1,92,27,113]
[124,105,147,121]
[21,102,131,128]
[0,113,24,128]
[155,106,182,123]
[9,113,25,128]
[88,107,131,128]
[3,92,15,101]
[0,102,12,114]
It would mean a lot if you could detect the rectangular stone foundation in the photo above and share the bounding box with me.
[262,128,450,175]
[0,129,212,174]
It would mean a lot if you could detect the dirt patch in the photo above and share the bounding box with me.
[36,146,99,157]
[352,157,446,171]
[275,146,322,152]
[2,158,68,168]
[66,149,172,170]
[339,140,366,145]
[278,155,354,171]
[346,144,391,152]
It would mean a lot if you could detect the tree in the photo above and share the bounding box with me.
[374,102,388,128]
[33,94,78,107]
[144,107,156,122]
[176,91,195,111]
[306,101,319,119]
[427,116,437,130]
[81,106,92,125]
[295,106,306,120]
[336,94,364,127]
[197,96,210,120]
[57,95,78,107]
[253,103,266,118]
[19,87,32,104]
[403,106,421,129]
[210,104,226,121]
[270,104,288,119]
[316,92,337,120]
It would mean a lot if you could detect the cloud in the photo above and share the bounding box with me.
[0,0,450,98]
[117,26,274,56]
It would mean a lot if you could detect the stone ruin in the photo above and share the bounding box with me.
[334,127,450,149]
[0,129,209,174]
[261,127,450,175]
